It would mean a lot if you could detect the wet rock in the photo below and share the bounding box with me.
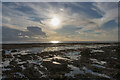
[10,60,18,66]
[11,49,18,53]
[19,55,32,61]
[2,50,13,58]
[2,50,6,58]
[81,48,91,57]
[113,72,120,80]
[42,61,70,74]
[22,65,42,78]
[2,44,119,79]
[2,50,5,54]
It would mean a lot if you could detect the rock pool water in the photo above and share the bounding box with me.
[2,44,120,80]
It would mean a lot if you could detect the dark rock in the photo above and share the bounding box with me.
[11,50,18,53]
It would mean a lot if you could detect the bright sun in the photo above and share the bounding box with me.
[51,41,59,43]
[50,17,60,26]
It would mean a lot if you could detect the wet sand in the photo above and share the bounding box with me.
[1,43,120,80]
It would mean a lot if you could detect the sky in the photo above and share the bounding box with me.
[2,2,118,43]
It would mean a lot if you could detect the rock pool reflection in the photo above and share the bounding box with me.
[2,44,119,79]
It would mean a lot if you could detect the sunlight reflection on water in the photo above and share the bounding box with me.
[2,44,118,79]
[4,44,112,56]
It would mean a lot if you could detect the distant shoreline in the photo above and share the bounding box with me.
[1,41,120,44]
[1,42,119,49]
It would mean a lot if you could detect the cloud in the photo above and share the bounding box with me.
[26,26,46,36]
[92,2,118,23]
[2,2,118,42]
[76,2,118,38]
[2,3,42,30]
[2,26,46,42]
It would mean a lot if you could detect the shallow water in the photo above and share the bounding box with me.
[65,65,84,77]
[2,44,119,79]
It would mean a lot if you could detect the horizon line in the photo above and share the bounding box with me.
[1,41,119,44]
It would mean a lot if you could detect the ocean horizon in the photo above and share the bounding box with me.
[1,41,119,44]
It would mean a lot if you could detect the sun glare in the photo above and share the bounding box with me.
[51,41,59,43]
[50,17,60,26]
